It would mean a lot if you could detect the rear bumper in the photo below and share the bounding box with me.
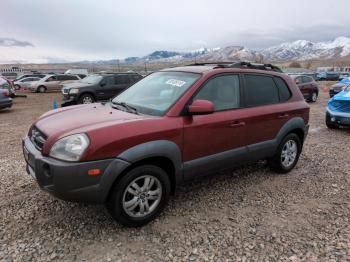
[326,108,350,126]
[329,89,340,97]
[22,137,131,203]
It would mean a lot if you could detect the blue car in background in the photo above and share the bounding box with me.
[326,84,350,129]
[317,72,339,81]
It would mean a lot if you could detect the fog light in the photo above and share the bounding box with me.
[331,117,336,122]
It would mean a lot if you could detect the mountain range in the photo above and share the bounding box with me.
[114,36,350,65]
[1,37,350,64]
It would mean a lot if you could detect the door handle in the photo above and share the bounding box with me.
[278,113,289,119]
[230,120,245,127]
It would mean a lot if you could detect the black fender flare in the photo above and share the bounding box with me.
[275,117,307,146]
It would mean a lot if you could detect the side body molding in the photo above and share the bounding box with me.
[117,140,183,184]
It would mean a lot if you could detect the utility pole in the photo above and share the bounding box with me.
[117,59,120,72]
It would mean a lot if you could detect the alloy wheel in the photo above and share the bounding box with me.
[122,175,162,218]
[281,140,297,168]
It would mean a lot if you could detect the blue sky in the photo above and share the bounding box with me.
[1,0,350,63]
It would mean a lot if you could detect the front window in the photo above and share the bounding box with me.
[81,75,103,84]
[112,71,200,116]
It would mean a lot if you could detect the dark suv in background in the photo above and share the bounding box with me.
[61,72,143,106]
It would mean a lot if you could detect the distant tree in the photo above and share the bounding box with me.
[289,61,302,68]
[304,61,312,69]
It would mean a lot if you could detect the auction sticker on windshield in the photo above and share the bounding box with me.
[166,79,186,87]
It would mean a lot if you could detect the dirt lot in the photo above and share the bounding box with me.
[1,84,350,261]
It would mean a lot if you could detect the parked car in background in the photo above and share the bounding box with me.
[0,77,16,98]
[291,75,319,102]
[339,72,349,80]
[329,82,348,97]
[65,68,88,75]
[316,72,339,81]
[29,74,81,93]
[1,72,18,80]
[0,89,13,110]
[61,72,142,106]
[14,77,42,90]
[16,74,45,81]
[326,84,350,129]
[23,62,309,226]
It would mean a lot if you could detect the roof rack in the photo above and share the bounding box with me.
[186,61,283,73]
[186,62,234,66]
[227,62,283,72]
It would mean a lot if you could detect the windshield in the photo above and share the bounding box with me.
[112,71,200,116]
[80,75,103,84]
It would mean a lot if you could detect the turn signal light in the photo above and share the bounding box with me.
[88,169,101,176]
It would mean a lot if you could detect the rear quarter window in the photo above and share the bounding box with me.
[274,77,292,102]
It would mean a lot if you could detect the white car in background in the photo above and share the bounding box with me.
[14,77,42,90]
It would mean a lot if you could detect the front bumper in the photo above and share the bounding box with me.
[61,95,78,107]
[326,108,350,126]
[22,137,130,203]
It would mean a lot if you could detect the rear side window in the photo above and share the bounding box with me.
[302,76,311,83]
[244,75,279,106]
[274,77,291,102]
[194,74,240,111]
[115,75,130,85]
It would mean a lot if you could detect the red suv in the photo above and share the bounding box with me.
[22,62,310,227]
[291,75,319,102]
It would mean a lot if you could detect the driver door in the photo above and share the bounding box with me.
[45,75,59,91]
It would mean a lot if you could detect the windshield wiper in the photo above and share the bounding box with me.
[112,101,138,114]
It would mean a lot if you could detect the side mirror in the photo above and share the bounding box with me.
[188,99,214,115]
[295,79,300,84]
[100,82,106,87]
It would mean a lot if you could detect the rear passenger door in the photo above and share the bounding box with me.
[183,74,247,179]
[239,74,292,158]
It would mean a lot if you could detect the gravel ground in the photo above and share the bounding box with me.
[1,84,350,262]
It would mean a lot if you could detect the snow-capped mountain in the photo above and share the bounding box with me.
[262,37,350,61]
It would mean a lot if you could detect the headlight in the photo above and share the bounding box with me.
[69,88,79,94]
[49,134,89,161]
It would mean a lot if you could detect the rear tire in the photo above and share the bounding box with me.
[107,165,171,227]
[78,93,95,104]
[269,133,301,174]
[309,92,318,102]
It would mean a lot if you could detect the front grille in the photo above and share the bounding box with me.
[30,126,47,151]
[329,101,350,113]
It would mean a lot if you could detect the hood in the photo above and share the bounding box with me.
[331,90,350,102]
[62,81,90,89]
[35,103,147,139]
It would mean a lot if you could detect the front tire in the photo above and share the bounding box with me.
[78,93,95,104]
[37,86,47,93]
[107,165,171,227]
[269,133,301,173]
